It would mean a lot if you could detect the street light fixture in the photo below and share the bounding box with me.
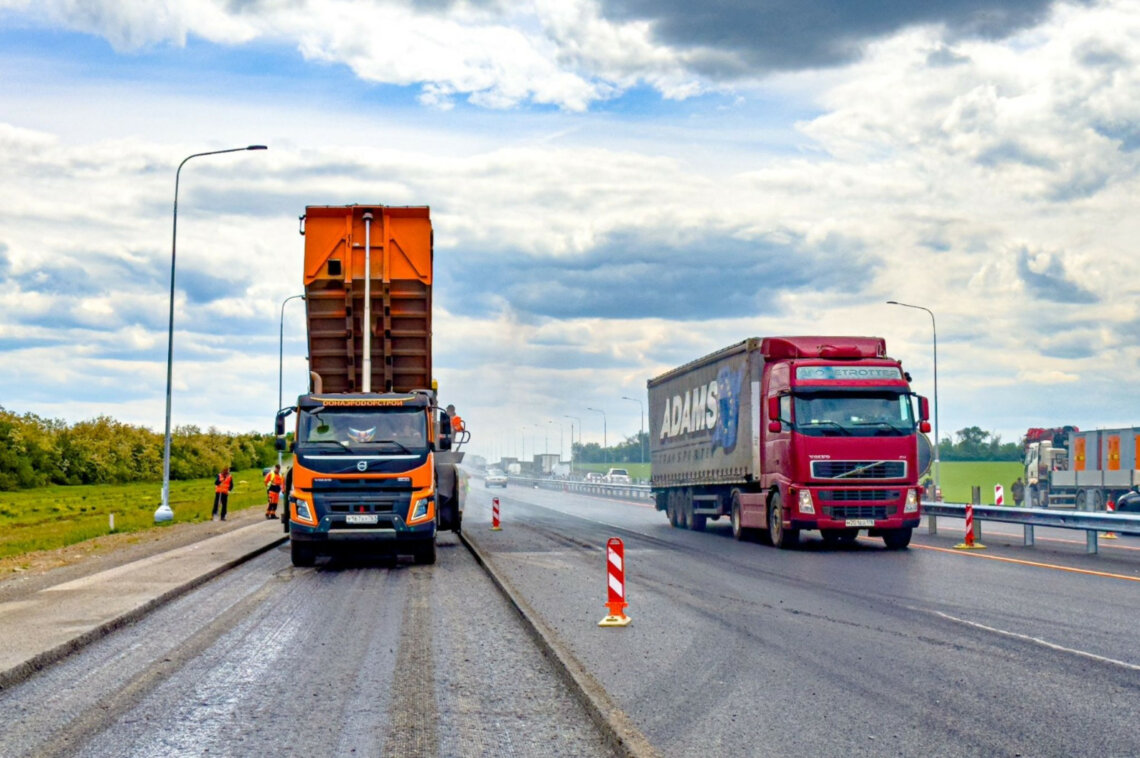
[887,300,940,495]
[156,145,268,524]
[621,396,645,464]
[278,293,305,467]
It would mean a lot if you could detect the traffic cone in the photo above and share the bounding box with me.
[954,501,986,550]
[1104,498,1118,539]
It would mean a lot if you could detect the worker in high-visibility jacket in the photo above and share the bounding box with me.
[212,466,234,522]
[264,464,284,520]
[446,404,465,436]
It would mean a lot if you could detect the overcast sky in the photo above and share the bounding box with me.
[1,0,1138,462]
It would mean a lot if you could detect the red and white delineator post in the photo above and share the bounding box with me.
[598,537,631,627]
[994,484,1005,506]
[1104,498,1118,539]
[954,501,986,550]
[491,497,502,531]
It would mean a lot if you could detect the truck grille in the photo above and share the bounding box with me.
[822,504,895,520]
[817,489,900,502]
[811,460,906,479]
[325,498,400,513]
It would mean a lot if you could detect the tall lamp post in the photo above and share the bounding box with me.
[278,293,305,467]
[548,419,563,459]
[586,407,607,460]
[156,145,268,524]
[564,414,581,473]
[887,300,940,495]
[621,396,645,465]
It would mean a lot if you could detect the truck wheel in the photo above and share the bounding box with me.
[666,494,679,527]
[291,541,315,567]
[768,493,798,549]
[1076,489,1088,510]
[412,539,437,565]
[882,528,912,550]
[731,494,752,541]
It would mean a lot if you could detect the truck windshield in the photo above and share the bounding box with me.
[793,392,916,437]
[297,407,427,451]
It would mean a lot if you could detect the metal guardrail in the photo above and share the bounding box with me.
[923,501,1140,554]
[501,476,654,502]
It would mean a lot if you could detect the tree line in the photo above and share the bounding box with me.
[0,406,276,491]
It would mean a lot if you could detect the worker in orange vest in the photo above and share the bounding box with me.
[212,466,234,522]
[446,404,465,435]
[264,464,284,520]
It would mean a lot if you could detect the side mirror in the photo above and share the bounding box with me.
[767,396,782,433]
[918,396,930,422]
[275,415,286,436]
[438,412,452,451]
[275,436,286,451]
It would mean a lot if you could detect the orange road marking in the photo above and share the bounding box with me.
[912,542,1140,582]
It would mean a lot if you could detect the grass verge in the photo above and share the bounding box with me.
[0,468,270,560]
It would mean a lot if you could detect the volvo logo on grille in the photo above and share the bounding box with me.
[356,461,367,472]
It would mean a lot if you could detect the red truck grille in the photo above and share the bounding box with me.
[817,489,901,502]
[822,504,895,520]
[811,461,906,479]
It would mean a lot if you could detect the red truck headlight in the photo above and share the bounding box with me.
[904,489,919,513]
[798,488,815,515]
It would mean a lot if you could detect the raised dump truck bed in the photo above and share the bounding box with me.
[301,205,432,394]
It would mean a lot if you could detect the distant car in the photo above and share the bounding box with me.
[485,470,508,488]
[584,472,604,483]
[605,468,632,484]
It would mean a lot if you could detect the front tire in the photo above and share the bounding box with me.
[882,528,912,550]
[291,541,316,567]
[768,492,799,549]
[412,539,437,565]
[731,493,754,541]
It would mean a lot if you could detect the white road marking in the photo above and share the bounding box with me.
[931,610,1140,672]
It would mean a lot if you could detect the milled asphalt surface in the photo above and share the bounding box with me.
[464,483,1140,757]
[0,528,616,757]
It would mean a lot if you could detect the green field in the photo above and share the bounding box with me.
[935,461,1023,503]
[0,468,270,560]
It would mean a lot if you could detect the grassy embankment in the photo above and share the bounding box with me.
[936,461,1023,503]
[0,468,268,560]
[572,461,1022,502]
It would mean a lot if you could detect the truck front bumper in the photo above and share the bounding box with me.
[790,516,921,531]
[289,514,436,544]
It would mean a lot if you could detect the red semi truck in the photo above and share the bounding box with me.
[648,336,930,549]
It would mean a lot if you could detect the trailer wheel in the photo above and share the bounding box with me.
[290,541,316,567]
[882,528,912,550]
[768,492,798,549]
[1076,489,1088,511]
[667,493,680,528]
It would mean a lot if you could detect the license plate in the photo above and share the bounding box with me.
[845,519,875,528]
[345,514,378,525]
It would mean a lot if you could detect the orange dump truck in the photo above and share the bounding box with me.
[275,205,466,566]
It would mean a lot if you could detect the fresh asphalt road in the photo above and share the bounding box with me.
[469,483,1140,757]
[0,533,614,758]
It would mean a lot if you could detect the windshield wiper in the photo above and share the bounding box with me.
[801,421,851,436]
[366,439,415,454]
[850,421,907,435]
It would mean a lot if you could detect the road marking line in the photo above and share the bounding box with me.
[931,610,1140,672]
[912,543,1140,582]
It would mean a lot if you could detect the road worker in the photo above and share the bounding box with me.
[212,465,234,522]
[264,464,284,520]
[446,404,465,435]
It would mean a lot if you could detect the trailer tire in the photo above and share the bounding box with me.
[882,528,912,550]
[291,541,316,567]
[1076,489,1088,511]
[667,492,681,528]
[768,492,798,549]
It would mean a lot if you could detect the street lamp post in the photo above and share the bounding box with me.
[586,407,607,460]
[156,145,268,524]
[887,300,940,494]
[621,396,645,465]
[548,419,563,459]
[278,293,305,467]
[564,414,581,473]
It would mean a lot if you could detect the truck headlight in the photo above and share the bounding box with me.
[904,489,919,513]
[798,488,815,515]
[293,497,313,522]
[412,497,432,520]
